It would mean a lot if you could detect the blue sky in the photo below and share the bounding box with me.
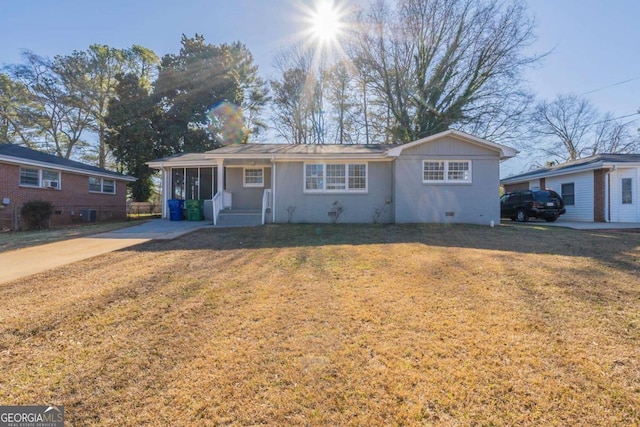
[1,0,639,174]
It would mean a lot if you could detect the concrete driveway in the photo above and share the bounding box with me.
[0,219,211,285]
[501,219,640,230]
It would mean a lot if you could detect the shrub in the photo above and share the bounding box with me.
[20,200,54,230]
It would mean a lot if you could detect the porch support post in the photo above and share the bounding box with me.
[217,160,224,194]
[271,160,276,223]
[162,168,169,219]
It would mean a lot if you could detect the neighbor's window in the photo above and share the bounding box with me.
[19,168,39,186]
[89,176,102,192]
[243,168,264,187]
[304,163,367,192]
[19,167,60,188]
[423,160,471,183]
[102,179,115,194]
[561,183,575,206]
[89,176,116,194]
[622,178,632,204]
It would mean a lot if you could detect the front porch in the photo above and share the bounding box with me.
[158,159,273,226]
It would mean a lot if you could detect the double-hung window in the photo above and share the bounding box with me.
[304,163,367,193]
[622,178,633,204]
[243,168,264,187]
[423,160,471,184]
[561,183,575,206]
[19,167,60,188]
[89,176,116,194]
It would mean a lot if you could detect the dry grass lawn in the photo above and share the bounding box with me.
[1,224,639,426]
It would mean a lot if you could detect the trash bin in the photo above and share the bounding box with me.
[168,199,185,221]
[185,199,204,221]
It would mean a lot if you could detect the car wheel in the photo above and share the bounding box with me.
[544,216,558,222]
[516,210,528,222]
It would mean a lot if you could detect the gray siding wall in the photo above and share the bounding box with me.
[226,166,271,210]
[273,161,394,223]
[394,139,500,225]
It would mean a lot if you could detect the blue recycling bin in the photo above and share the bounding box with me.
[167,199,184,221]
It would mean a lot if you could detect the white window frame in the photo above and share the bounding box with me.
[243,167,264,188]
[304,162,368,193]
[422,160,472,184]
[622,178,633,205]
[89,176,116,194]
[19,167,61,189]
[561,182,575,206]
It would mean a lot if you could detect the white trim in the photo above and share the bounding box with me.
[88,176,116,195]
[303,162,368,194]
[243,167,264,188]
[422,160,472,184]
[387,129,516,160]
[19,166,62,189]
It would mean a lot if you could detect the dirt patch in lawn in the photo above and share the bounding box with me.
[0,224,638,425]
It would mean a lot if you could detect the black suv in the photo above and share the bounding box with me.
[500,190,566,222]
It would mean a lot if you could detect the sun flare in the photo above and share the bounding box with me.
[310,1,342,44]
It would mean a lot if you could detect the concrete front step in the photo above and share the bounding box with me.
[215,211,262,227]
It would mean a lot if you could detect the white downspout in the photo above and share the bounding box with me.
[604,166,616,222]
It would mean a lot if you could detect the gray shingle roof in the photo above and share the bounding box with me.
[149,143,402,163]
[0,143,134,180]
[208,143,400,156]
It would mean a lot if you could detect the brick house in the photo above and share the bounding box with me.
[501,154,640,223]
[0,144,135,230]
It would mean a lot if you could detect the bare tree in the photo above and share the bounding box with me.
[530,94,638,162]
[270,45,325,144]
[590,113,638,155]
[348,0,539,143]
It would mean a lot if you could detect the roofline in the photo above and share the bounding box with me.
[204,153,392,161]
[147,152,393,168]
[501,159,640,184]
[386,129,517,160]
[0,154,137,182]
[146,160,220,168]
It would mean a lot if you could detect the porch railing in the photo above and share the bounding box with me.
[261,189,272,225]
[212,192,222,226]
[212,191,233,225]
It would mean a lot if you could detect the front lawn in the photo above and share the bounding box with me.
[0,224,638,425]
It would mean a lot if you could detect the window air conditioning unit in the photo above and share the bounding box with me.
[43,180,59,188]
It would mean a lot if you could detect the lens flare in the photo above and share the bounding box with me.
[207,102,247,145]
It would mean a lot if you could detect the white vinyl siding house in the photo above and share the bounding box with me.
[610,168,639,223]
[501,154,640,223]
[545,171,594,222]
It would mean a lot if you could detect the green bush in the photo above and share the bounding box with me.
[21,200,54,230]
